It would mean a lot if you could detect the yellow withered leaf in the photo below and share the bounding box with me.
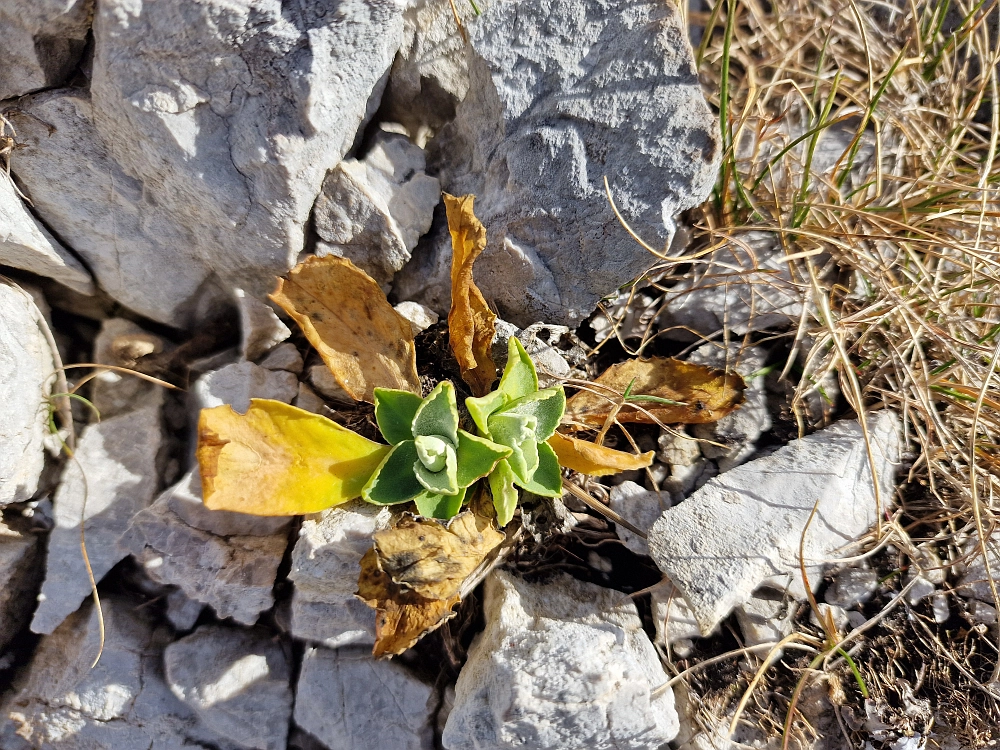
[565,357,745,427]
[547,431,654,477]
[445,193,497,397]
[198,399,391,516]
[270,255,420,403]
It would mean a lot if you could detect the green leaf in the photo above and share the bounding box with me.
[373,388,423,444]
[414,443,459,495]
[498,337,538,401]
[466,389,507,436]
[488,459,519,527]
[501,386,565,442]
[411,381,459,445]
[362,440,424,505]
[455,429,511,487]
[413,486,467,519]
[489,412,538,483]
[518,441,562,497]
[415,434,451,472]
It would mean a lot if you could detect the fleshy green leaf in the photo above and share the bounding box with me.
[518,441,562,497]
[501,386,566,442]
[362,440,424,505]
[413,486,468,519]
[414,442,460,496]
[374,388,423,444]
[455,430,511,487]
[415,434,451,472]
[498,337,538,401]
[466,388,508,437]
[488,459,519,526]
[489,412,538,483]
[411,381,459,445]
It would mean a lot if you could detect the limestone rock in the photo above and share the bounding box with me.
[236,289,290,362]
[9,0,404,326]
[442,571,679,750]
[192,361,298,415]
[608,481,671,557]
[165,624,292,750]
[165,587,204,632]
[0,0,93,100]
[295,645,434,750]
[436,0,719,327]
[90,318,166,419]
[32,404,162,635]
[288,501,389,647]
[1,597,242,749]
[648,411,902,634]
[0,517,42,653]
[126,492,288,625]
[259,342,304,374]
[162,469,292,538]
[314,131,440,286]
[649,579,705,650]
[0,174,93,294]
[394,300,439,336]
[0,281,56,507]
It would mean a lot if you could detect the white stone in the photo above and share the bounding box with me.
[0,174,93,294]
[825,566,879,609]
[0,0,92,99]
[314,131,441,286]
[0,281,56,507]
[90,318,166,419]
[0,518,41,652]
[163,469,292,538]
[957,532,1000,604]
[165,624,292,750]
[295,645,435,750]
[735,592,797,647]
[649,579,706,649]
[288,501,389,647]
[193,361,298,415]
[1,597,239,749]
[608,481,670,557]
[588,287,661,344]
[491,321,572,388]
[32,404,162,635]
[648,411,902,634]
[659,231,805,341]
[125,492,287,625]
[394,300,439,336]
[236,289,290,362]
[259,342,304,374]
[435,0,719,327]
[8,0,404,326]
[442,571,679,749]
[905,575,937,605]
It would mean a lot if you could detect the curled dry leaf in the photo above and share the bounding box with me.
[445,193,498,397]
[547,431,654,477]
[270,255,420,403]
[357,509,504,657]
[565,357,745,427]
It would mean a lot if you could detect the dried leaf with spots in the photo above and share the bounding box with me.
[445,193,498,397]
[565,357,745,427]
[357,510,504,656]
[547,431,654,477]
[197,399,391,515]
[270,255,420,403]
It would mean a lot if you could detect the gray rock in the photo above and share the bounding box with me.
[236,289,290,363]
[258,342,304,374]
[308,363,354,403]
[658,231,805,341]
[0,517,42,652]
[0,281,56,507]
[825,565,879,610]
[442,570,679,749]
[608,481,670,556]
[314,131,440,287]
[648,411,902,634]
[165,587,204,632]
[491,320,572,388]
[32,404,162,635]
[90,318,166,419]
[193,361,298,415]
[165,624,292,750]
[9,0,404,326]
[295,645,434,750]
[735,592,797,647]
[126,492,287,625]
[1,597,242,750]
[163,469,292,538]
[436,0,719,327]
[294,382,328,414]
[0,174,93,294]
[394,300,439,336]
[0,0,93,99]
[648,579,705,649]
[288,501,389,647]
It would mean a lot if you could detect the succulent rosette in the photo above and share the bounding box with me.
[466,337,566,525]
[362,381,512,519]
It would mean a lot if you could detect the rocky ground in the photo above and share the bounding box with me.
[1,0,997,749]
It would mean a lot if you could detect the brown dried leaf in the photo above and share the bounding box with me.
[445,193,497,397]
[565,357,745,427]
[270,255,420,403]
[547,431,654,477]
